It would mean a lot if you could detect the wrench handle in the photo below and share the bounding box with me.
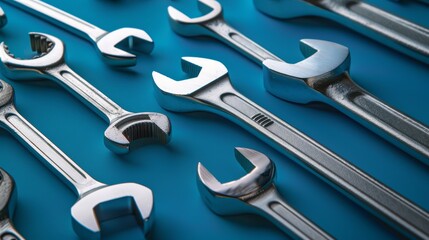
[203,79,429,239]
[249,186,333,240]
[3,0,106,42]
[324,74,429,164]
[48,65,125,123]
[0,107,104,196]
[205,19,282,64]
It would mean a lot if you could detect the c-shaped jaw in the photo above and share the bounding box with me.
[0,168,16,222]
[263,39,351,103]
[197,148,275,214]
[71,183,154,240]
[168,0,223,36]
[0,32,65,80]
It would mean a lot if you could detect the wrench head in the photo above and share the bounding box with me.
[152,56,229,112]
[0,7,7,29]
[253,0,320,19]
[96,28,154,67]
[0,32,66,81]
[0,80,14,110]
[71,183,153,240]
[104,112,171,154]
[0,168,17,224]
[263,39,350,103]
[197,147,275,215]
[168,0,223,37]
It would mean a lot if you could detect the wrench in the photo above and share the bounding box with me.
[0,32,171,154]
[0,168,25,240]
[253,0,429,63]
[2,0,154,67]
[198,147,334,240]
[167,0,429,166]
[0,7,6,29]
[0,80,154,239]
[152,56,429,239]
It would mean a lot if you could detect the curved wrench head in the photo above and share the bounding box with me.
[0,32,65,80]
[152,56,229,112]
[0,80,14,109]
[197,147,275,215]
[0,7,7,29]
[263,39,351,103]
[0,168,17,223]
[71,183,154,240]
[253,0,320,19]
[96,28,154,67]
[104,112,171,154]
[168,0,223,37]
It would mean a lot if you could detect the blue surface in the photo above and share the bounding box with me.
[0,0,428,239]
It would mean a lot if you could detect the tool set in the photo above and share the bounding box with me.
[0,0,427,239]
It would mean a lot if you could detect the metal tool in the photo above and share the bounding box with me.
[252,0,429,63]
[0,168,25,240]
[0,80,154,239]
[3,0,154,67]
[198,147,334,240]
[0,32,171,154]
[167,0,429,165]
[152,56,429,239]
[0,7,6,29]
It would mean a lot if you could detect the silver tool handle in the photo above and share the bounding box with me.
[3,0,106,42]
[249,186,333,240]
[204,79,429,239]
[328,0,429,62]
[0,107,104,196]
[205,19,282,64]
[325,75,429,163]
[47,64,125,123]
[0,219,25,240]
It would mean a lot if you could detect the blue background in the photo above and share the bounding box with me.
[0,0,428,239]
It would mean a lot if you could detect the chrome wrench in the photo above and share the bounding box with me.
[2,0,154,67]
[152,56,429,239]
[167,0,429,166]
[0,32,171,154]
[198,147,334,240]
[0,80,154,239]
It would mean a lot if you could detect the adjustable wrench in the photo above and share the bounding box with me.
[198,147,334,240]
[253,0,429,63]
[2,0,154,67]
[0,80,154,239]
[0,168,25,240]
[0,32,171,154]
[167,0,429,166]
[152,56,429,239]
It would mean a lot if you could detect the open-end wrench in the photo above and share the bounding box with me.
[253,0,429,63]
[0,168,25,240]
[152,56,429,239]
[167,0,429,166]
[0,80,154,239]
[2,0,154,67]
[0,32,171,154]
[198,147,334,240]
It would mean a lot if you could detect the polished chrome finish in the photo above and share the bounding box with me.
[0,80,154,239]
[253,0,429,64]
[0,32,171,154]
[167,0,429,166]
[198,147,334,239]
[0,168,25,240]
[3,0,154,67]
[152,57,429,239]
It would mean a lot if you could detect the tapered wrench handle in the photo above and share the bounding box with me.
[46,64,126,123]
[3,0,106,42]
[205,19,282,64]
[200,79,429,239]
[324,74,429,163]
[249,186,333,240]
[0,107,104,196]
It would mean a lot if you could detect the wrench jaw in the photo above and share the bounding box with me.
[96,28,154,67]
[71,183,154,240]
[253,0,323,19]
[152,56,229,113]
[104,112,171,154]
[0,8,7,29]
[168,0,223,37]
[263,39,351,104]
[0,168,17,226]
[0,80,14,112]
[197,148,275,216]
[0,32,65,81]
